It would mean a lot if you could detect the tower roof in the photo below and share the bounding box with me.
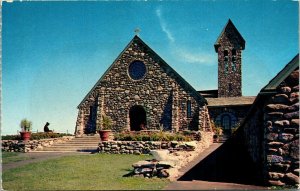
[214,19,245,52]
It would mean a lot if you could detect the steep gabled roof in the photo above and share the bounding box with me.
[78,35,207,108]
[261,54,299,93]
[214,19,245,52]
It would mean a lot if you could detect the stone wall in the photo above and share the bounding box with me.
[98,141,196,155]
[264,69,299,186]
[75,36,209,135]
[241,69,299,186]
[98,131,213,155]
[1,136,74,152]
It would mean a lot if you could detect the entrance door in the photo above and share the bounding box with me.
[129,105,147,131]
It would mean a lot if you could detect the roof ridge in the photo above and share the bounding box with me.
[78,35,207,108]
[214,19,245,52]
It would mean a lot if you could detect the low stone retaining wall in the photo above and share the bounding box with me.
[1,136,74,152]
[98,141,196,154]
[98,131,212,155]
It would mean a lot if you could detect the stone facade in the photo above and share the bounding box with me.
[214,19,245,98]
[208,105,252,131]
[240,56,299,186]
[75,36,210,135]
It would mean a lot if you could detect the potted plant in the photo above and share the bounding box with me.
[20,118,32,141]
[98,115,113,141]
[213,126,223,142]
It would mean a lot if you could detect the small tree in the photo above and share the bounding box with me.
[211,121,223,137]
[20,119,32,132]
[101,115,113,130]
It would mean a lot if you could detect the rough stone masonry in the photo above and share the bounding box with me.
[264,69,299,186]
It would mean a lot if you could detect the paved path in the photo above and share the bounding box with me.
[165,142,268,190]
[176,143,223,179]
[165,180,268,190]
[2,152,91,171]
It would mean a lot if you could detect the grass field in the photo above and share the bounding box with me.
[2,152,33,164]
[2,153,169,190]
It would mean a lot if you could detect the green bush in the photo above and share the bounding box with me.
[30,132,73,140]
[1,134,20,140]
[2,132,73,141]
[113,132,192,142]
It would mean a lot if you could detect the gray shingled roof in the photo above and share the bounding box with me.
[206,96,256,107]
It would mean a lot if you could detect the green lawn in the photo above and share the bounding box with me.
[2,153,169,190]
[2,152,33,164]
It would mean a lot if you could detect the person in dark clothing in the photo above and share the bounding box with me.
[44,122,52,133]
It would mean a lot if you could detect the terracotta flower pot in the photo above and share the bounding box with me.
[99,130,111,141]
[20,131,31,141]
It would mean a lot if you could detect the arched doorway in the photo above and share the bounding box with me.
[129,105,147,131]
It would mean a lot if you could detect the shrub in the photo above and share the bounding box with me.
[1,132,73,141]
[1,134,20,140]
[211,121,223,136]
[30,132,73,140]
[113,131,192,142]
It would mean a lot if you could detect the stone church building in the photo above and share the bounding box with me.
[75,35,211,135]
[75,19,253,135]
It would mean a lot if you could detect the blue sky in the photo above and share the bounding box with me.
[2,1,298,135]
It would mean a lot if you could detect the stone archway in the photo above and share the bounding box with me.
[129,105,147,131]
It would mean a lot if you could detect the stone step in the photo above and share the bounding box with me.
[60,140,99,143]
[53,142,99,145]
[51,144,99,148]
[66,140,100,143]
[42,145,98,149]
[44,145,98,148]
[41,147,98,152]
[33,135,101,152]
[69,139,99,142]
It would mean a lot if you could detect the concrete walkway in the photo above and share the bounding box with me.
[176,143,223,179]
[165,180,268,190]
[2,152,91,171]
[165,142,268,190]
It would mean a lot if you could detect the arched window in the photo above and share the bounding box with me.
[224,50,229,62]
[222,115,231,130]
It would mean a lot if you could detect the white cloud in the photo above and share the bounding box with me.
[155,7,215,65]
[175,47,215,65]
[156,8,175,43]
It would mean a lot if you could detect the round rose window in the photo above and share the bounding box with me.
[128,61,146,80]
